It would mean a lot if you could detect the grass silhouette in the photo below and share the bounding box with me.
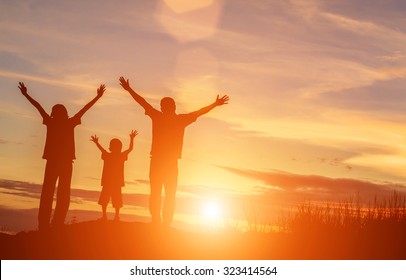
[287,191,406,235]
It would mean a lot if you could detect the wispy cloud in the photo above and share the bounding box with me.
[0,70,94,90]
[0,178,149,205]
[219,166,406,201]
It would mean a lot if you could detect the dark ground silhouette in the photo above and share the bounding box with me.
[1,220,405,260]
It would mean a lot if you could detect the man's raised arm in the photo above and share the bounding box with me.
[119,76,153,111]
[194,94,229,118]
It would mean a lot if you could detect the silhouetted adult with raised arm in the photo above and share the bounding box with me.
[119,76,229,227]
[18,82,106,231]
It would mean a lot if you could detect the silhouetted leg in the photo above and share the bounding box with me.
[114,207,120,221]
[162,183,177,227]
[39,160,58,230]
[162,159,178,227]
[101,205,107,220]
[52,161,72,226]
[149,181,163,224]
[98,186,110,220]
[149,158,163,224]
[112,186,122,221]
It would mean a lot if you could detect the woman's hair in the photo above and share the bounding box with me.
[51,104,68,119]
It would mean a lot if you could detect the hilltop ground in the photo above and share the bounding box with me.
[1,220,405,259]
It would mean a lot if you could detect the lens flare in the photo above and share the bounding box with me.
[157,0,222,43]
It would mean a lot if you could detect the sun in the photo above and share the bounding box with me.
[201,201,222,222]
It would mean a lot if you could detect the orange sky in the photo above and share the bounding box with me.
[1,0,406,232]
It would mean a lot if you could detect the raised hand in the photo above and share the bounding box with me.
[17,81,49,119]
[215,94,229,106]
[75,84,105,118]
[97,84,106,97]
[130,130,138,139]
[90,135,99,143]
[18,82,28,95]
[119,76,131,91]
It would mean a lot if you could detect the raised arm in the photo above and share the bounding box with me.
[90,135,107,153]
[119,77,153,111]
[124,130,138,154]
[194,94,229,118]
[75,84,106,119]
[18,82,49,119]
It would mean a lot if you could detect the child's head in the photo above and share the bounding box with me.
[109,138,122,153]
[51,104,68,120]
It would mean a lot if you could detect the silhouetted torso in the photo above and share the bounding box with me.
[42,115,81,161]
[145,107,197,159]
[101,151,128,187]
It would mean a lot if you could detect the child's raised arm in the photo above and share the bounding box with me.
[18,82,49,120]
[124,130,138,154]
[90,135,107,153]
[75,84,106,119]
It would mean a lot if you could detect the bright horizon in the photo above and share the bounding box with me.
[2,0,406,232]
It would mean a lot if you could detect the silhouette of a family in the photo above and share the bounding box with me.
[18,78,229,230]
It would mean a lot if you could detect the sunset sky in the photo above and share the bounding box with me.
[2,0,406,232]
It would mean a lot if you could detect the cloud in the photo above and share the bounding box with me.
[123,179,151,186]
[0,179,150,207]
[318,0,406,31]
[0,70,96,93]
[219,166,406,201]
[0,178,189,225]
[0,179,42,198]
[316,78,406,114]
[0,178,246,230]
[0,179,152,231]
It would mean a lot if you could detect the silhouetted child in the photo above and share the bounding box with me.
[90,130,138,221]
[18,82,106,231]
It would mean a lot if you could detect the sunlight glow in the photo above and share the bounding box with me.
[201,201,222,222]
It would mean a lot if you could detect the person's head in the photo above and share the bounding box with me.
[109,138,122,153]
[160,97,176,114]
[50,104,68,120]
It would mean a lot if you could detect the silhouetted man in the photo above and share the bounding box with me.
[18,82,105,230]
[119,76,229,227]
